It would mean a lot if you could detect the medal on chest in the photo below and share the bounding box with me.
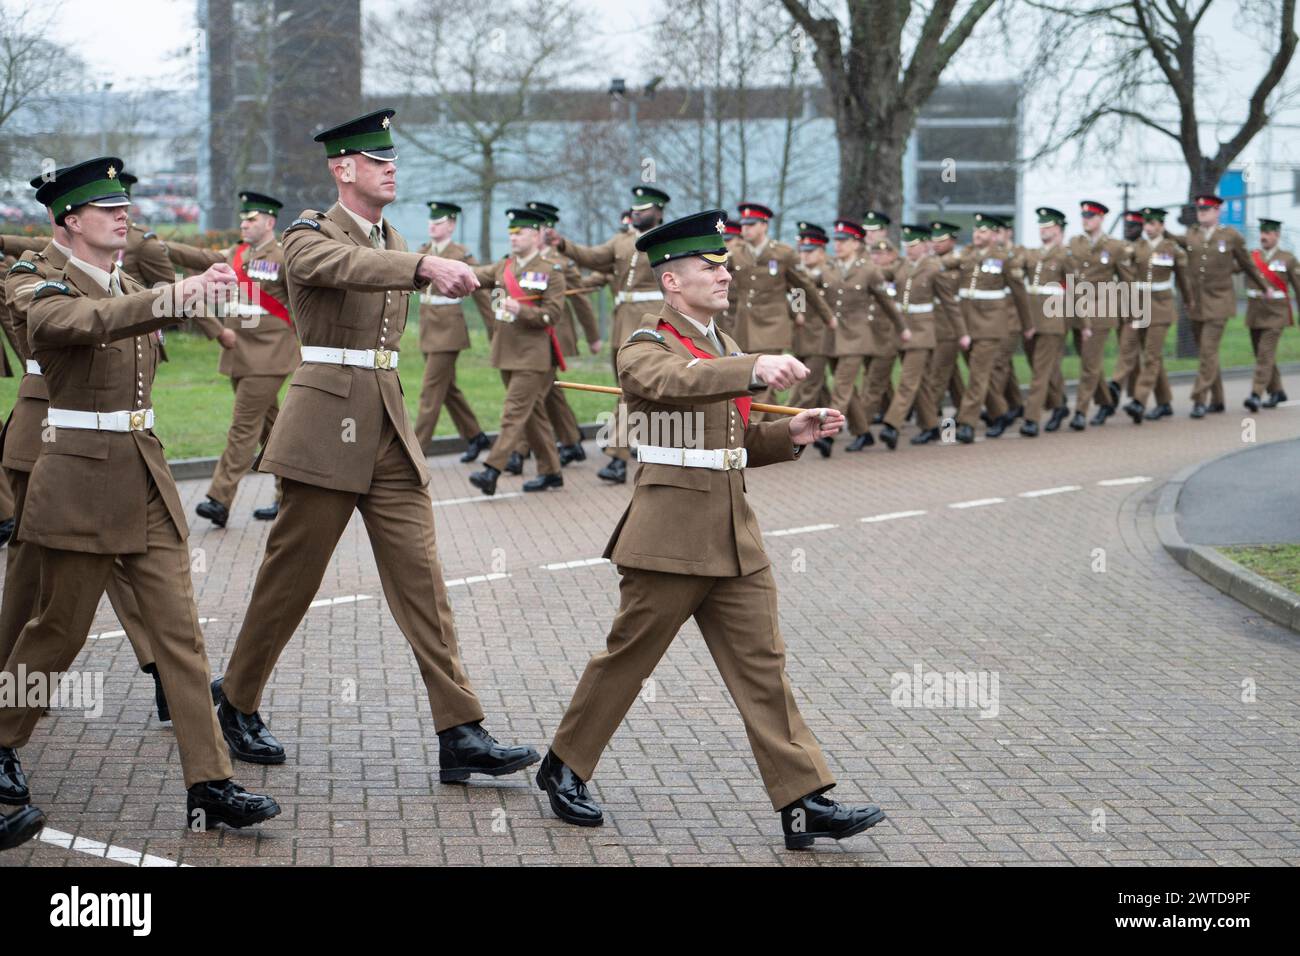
[1100,250,1110,265]
[519,270,549,291]
[1152,254,1173,268]
[1217,240,1227,254]
[1271,260,1287,273]
[981,258,1003,274]
[247,259,280,282]
[767,258,779,276]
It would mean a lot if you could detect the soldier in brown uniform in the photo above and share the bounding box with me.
[862,209,891,247]
[466,207,567,496]
[866,238,901,424]
[1183,193,1269,417]
[791,222,836,455]
[726,202,835,419]
[536,210,886,849]
[412,201,494,463]
[878,225,939,449]
[547,186,669,484]
[1111,210,1149,401]
[1065,200,1131,430]
[1121,207,1196,423]
[165,192,300,527]
[0,236,48,545]
[988,220,1026,428]
[1018,208,1073,436]
[212,111,539,782]
[1243,217,1298,411]
[0,157,279,829]
[913,221,970,443]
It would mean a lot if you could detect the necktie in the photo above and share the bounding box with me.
[706,324,723,355]
[108,272,123,297]
[369,225,383,249]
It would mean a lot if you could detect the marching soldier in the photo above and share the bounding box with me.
[0,157,280,829]
[1,235,50,546]
[791,221,836,455]
[536,209,886,850]
[1065,200,1128,430]
[466,207,567,495]
[862,209,891,246]
[211,111,540,783]
[547,186,669,484]
[1183,193,1269,418]
[914,221,969,443]
[1243,217,1298,411]
[1121,206,1196,422]
[115,171,178,288]
[1111,210,1148,401]
[877,225,939,449]
[866,238,901,422]
[169,192,299,526]
[411,201,495,464]
[727,202,836,419]
[1018,208,1072,436]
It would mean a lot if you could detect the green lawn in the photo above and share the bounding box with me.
[0,312,1292,459]
[1219,544,1300,596]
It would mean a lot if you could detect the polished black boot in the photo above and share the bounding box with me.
[523,473,563,492]
[0,747,30,805]
[780,792,886,850]
[596,457,627,483]
[438,722,540,783]
[846,432,874,451]
[1068,411,1086,431]
[1146,402,1172,420]
[557,442,586,466]
[1090,405,1112,426]
[955,423,975,444]
[1045,405,1069,432]
[871,410,884,425]
[469,465,501,497]
[1019,420,1039,437]
[1107,380,1121,408]
[813,436,833,458]
[879,425,898,450]
[504,451,524,475]
[985,417,1007,438]
[1208,402,1225,413]
[0,518,13,549]
[195,497,229,528]
[186,780,281,830]
[535,750,603,826]
[1244,393,1261,412]
[141,663,170,722]
[251,502,279,521]
[0,804,45,850]
[1123,399,1145,424]
[1190,402,1207,419]
[909,427,939,445]
[212,677,286,764]
[459,431,493,463]
[1263,390,1288,408]
[1005,404,1024,422]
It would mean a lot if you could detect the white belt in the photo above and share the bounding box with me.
[1137,280,1174,292]
[48,407,154,432]
[906,303,934,313]
[300,346,399,370]
[1027,283,1064,295]
[636,445,747,470]
[615,291,664,305]
[1246,289,1288,300]
[420,293,461,306]
[231,303,268,317]
[959,289,1008,300]
[25,360,41,376]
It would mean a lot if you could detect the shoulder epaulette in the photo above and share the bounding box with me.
[627,328,665,344]
[8,260,37,275]
[32,279,72,300]
[286,217,321,232]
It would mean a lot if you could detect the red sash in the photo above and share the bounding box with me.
[502,261,566,371]
[232,243,292,325]
[656,318,751,427]
[1253,249,1292,322]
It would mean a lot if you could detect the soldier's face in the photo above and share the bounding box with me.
[740,220,767,245]
[1039,223,1062,245]
[66,203,129,252]
[429,217,455,243]
[240,213,274,246]
[1261,230,1278,249]
[932,236,953,254]
[631,206,662,231]
[664,256,730,312]
[833,237,859,259]
[972,226,992,248]
[509,227,540,257]
[799,247,824,268]
[1143,221,1163,240]
[1081,211,1101,233]
[353,155,397,204]
[906,242,926,261]
[1196,205,1219,227]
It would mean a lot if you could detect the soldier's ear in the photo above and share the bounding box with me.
[332,157,357,184]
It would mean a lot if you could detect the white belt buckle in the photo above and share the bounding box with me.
[374,348,394,370]
[723,448,744,470]
[129,410,147,431]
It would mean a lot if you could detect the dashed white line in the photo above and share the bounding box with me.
[431,492,523,507]
[1018,485,1082,498]
[948,498,1006,509]
[90,618,213,640]
[444,572,511,587]
[1097,476,1152,486]
[541,557,611,571]
[38,827,188,867]
[1278,399,1300,407]
[308,594,373,609]
[860,510,928,523]
[765,523,839,537]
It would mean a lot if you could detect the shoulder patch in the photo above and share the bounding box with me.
[627,328,665,344]
[286,217,321,232]
[32,280,72,300]
[8,260,37,275]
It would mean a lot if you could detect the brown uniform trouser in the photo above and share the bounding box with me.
[789,354,833,410]
[1071,326,1111,415]
[207,374,286,509]
[884,348,935,430]
[957,338,1007,428]
[1132,324,1174,406]
[0,468,154,672]
[222,424,485,730]
[1249,327,1284,396]
[989,332,1022,411]
[483,369,560,476]
[859,352,896,423]
[1023,333,1065,423]
[0,481,229,788]
[0,470,10,521]
[517,387,580,455]
[1114,323,1142,396]
[413,350,482,448]
[919,338,964,422]
[829,355,872,436]
[1190,320,1226,406]
[550,565,836,810]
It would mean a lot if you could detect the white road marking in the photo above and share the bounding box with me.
[444,572,511,587]
[431,492,523,507]
[541,557,611,571]
[1278,399,1300,407]
[860,510,927,523]
[37,827,188,867]
[766,523,839,537]
[1018,485,1082,498]
[948,498,1006,509]
[1097,476,1152,486]
[308,594,373,608]
[90,618,213,640]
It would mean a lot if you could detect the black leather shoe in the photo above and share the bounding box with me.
[186,780,281,830]
[871,410,884,425]
[1069,412,1086,431]
[212,677,286,764]
[1019,420,1039,437]
[195,497,229,528]
[846,432,874,451]
[557,443,586,466]
[910,427,939,445]
[0,804,45,850]
[978,410,991,426]
[252,502,279,521]
[1123,399,1145,424]
[985,419,1006,438]
[596,457,627,483]
[955,423,975,444]
[780,792,887,850]
[1244,394,1261,412]
[535,750,603,826]
[1190,402,1207,419]
[0,747,30,805]
[1146,402,1172,420]
[504,451,524,476]
[437,722,540,783]
[1208,402,1225,413]
[813,437,833,458]
[469,465,501,497]
[142,663,169,722]
[1263,390,1288,408]
[1090,406,1111,426]
[459,432,493,463]
[1006,404,1024,422]
[880,425,899,450]
[1107,380,1121,407]
[1045,406,1069,432]
[523,473,563,492]
[0,518,13,549]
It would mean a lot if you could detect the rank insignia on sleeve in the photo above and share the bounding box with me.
[287,217,322,232]
[627,329,665,343]
[32,280,71,299]
[8,260,37,275]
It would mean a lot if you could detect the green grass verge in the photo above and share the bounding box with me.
[1218,544,1300,596]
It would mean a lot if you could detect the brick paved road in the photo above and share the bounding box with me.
[4,372,1299,866]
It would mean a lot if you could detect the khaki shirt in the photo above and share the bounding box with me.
[542,248,601,358]
[792,263,833,357]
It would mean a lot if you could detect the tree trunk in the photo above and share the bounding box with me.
[834,104,905,230]
[479,142,495,261]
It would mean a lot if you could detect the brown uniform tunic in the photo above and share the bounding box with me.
[883,254,940,431]
[1065,232,1132,415]
[789,262,834,411]
[116,221,177,287]
[1244,246,1298,397]
[1018,243,1071,423]
[918,248,968,424]
[821,256,902,436]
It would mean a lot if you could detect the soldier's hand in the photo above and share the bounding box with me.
[794,314,805,327]
[1082,327,1093,340]
[501,298,521,316]
[900,328,912,343]
[827,317,838,330]
[197,262,238,289]
[217,328,237,350]
[1024,327,1036,340]
[959,335,972,351]
[789,407,844,445]
[418,256,480,297]
[590,339,603,354]
[753,354,808,390]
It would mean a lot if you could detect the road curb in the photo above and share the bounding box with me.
[1154,446,1300,634]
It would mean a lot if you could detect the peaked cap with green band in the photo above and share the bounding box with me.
[630,185,670,210]
[635,209,729,265]
[239,191,283,217]
[505,207,548,230]
[901,223,930,244]
[314,109,397,160]
[526,200,561,225]
[34,156,130,225]
[427,200,462,220]
[1141,206,1167,223]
